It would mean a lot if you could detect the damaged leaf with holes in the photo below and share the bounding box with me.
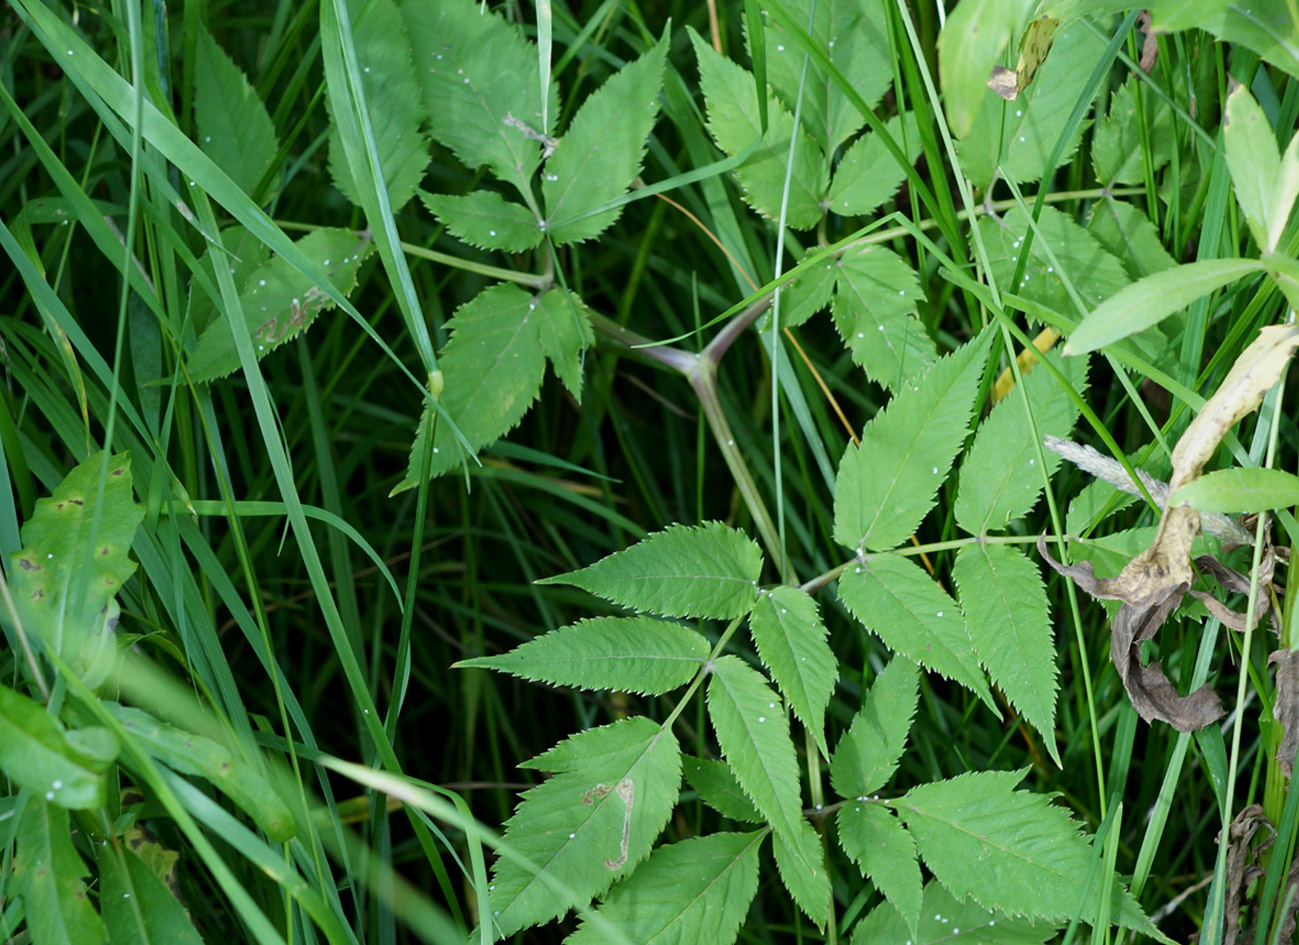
[187,227,375,382]
[9,451,143,688]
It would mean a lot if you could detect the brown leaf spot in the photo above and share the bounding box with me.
[17,556,40,571]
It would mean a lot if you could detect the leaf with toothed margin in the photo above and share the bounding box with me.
[187,227,374,383]
[9,451,143,687]
[851,880,1055,945]
[419,189,543,253]
[829,656,919,799]
[682,756,762,822]
[749,586,836,757]
[194,26,278,197]
[832,331,990,553]
[839,554,994,710]
[484,718,681,937]
[838,802,923,937]
[830,244,935,391]
[538,522,763,620]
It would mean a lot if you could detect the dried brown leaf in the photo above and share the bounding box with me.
[1272,649,1299,779]
[1136,12,1158,74]
[987,65,1019,101]
[1221,804,1274,945]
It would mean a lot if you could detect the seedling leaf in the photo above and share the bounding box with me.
[953,544,1058,762]
[565,831,763,945]
[194,26,278,196]
[839,555,994,709]
[456,616,709,694]
[829,656,919,798]
[749,586,836,757]
[539,522,762,620]
[543,32,668,244]
[326,0,427,212]
[187,227,375,382]
[831,245,935,390]
[420,189,543,253]
[896,770,1169,940]
[833,331,989,552]
[691,28,826,229]
[486,718,681,936]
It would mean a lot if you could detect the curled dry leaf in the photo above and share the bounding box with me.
[1220,804,1275,945]
[1040,324,1299,732]
[1271,648,1299,779]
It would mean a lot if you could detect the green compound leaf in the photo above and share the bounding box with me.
[391,284,593,492]
[565,831,763,945]
[0,684,116,809]
[96,842,204,945]
[759,0,893,153]
[543,32,668,244]
[952,545,1058,763]
[829,656,919,799]
[896,770,1169,941]
[1088,199,1177,281]
[851,880,1055,945]
[194,26,278,197]
[539,522,762,620]
[839,555,994,709]
[406,0,554,198]
[420,189,542,253]
[977,206,1130,321]
[827,112,923,217]
[707,656,827,925]
[455,616,709,695]
[188,226,270,337]
[10,451,143,686]
[107,704,295,843]
[838,803,922,937]
[1225,82,1283,251]
[954,354,1084,535]
[486,718,681,937]
[691,28,826,229]
[1092,77,1173,187]
[831,244,935,391]
[937,0,1035,139]
[681,756,762,822]
[187,227,375,382]
[1064,257,1265,356]
[772,818,831,928]
[749,586,836,757]
[833,331,990,552]
[773,252,838,329]
[13,800,109,945]
[326,0,427,212]
[1171,467,1299,514]
[959,21,1106,190]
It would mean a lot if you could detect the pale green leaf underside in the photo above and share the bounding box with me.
[977,205,1130,325]
[937,0,1034,139]
[1064,258,1265,356]
[691,29,825,229]
[543,34,668,244]
[958,22,1107,190]
[839,555,994,709]
[1171,466,1299,514]
[682,756,762,822]
[187,227,374,382]
[829,656,919,798]
[327,0,427,212]
[15,801,109,945]
[565,831,763,945]
[896,770,1166,939]
[456,616,708,695]
[194,26,278,196]
[539,521,762,620]
[952,544,1058,761]
[406,0,551,197]
[487,718,681,937]
[827,112,923,216]
[772,818,831,929]
[749,586,837,758]
[954,352,1084,535]
[831,244,935,391]
[851,880,1056,945]
[833,331,989,552]
[1224,83,1279,251]
[419,189,542,253]
[837,803,923,936]
[392,284,593,492]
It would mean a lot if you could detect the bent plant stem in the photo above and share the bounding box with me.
[589,310,783,567]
